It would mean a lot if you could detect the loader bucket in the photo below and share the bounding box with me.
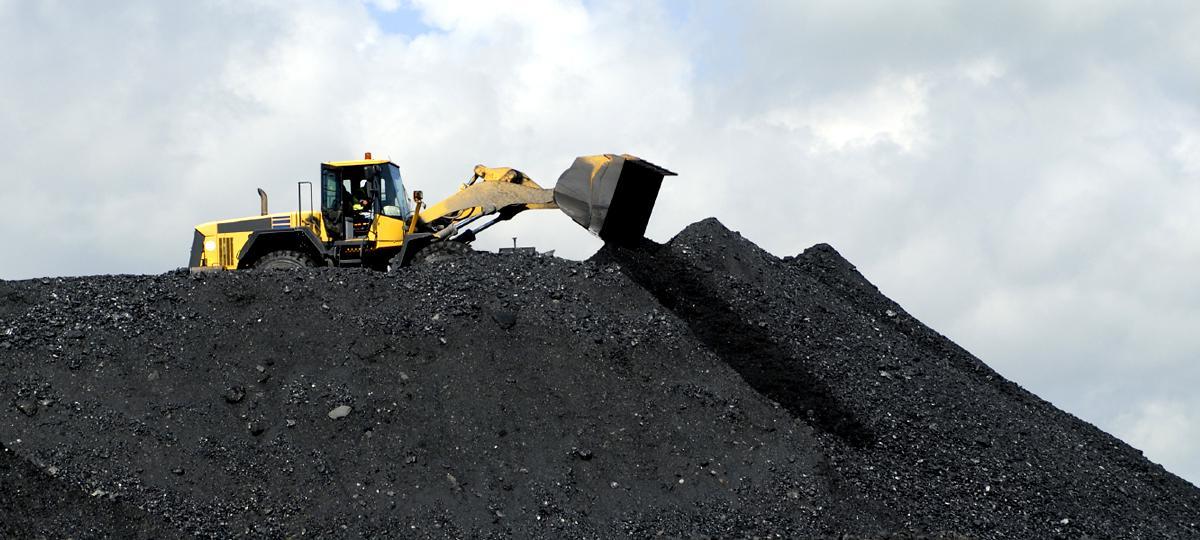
[553,154,676,245]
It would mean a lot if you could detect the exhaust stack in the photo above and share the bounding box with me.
[257,188,268,216]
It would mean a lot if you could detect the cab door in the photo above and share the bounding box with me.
[368,163,412,248]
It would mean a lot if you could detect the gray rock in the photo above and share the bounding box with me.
[16,400,37,417]
[224,385,245,404]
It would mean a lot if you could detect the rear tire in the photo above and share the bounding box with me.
[253,250,316,270]
[411,241,475,266]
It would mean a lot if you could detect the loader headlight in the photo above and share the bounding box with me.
[204,239,217,252]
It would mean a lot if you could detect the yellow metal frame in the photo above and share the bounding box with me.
[189,153,654,270]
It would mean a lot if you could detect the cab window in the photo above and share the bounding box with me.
[377,164,411,218]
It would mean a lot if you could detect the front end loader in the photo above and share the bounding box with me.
[187,153,675,271]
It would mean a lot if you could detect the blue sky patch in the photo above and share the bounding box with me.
[365,1,434,36]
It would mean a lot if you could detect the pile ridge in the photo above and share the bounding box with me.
[595,218,1200,538]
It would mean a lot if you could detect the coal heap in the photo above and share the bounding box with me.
[1,218,1197,538]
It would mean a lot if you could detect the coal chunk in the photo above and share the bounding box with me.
[490,309,517,329]
[15,400,38,417]
[223,385,245,404]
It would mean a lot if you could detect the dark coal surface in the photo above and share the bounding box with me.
[0,442,173,538]
[1,252,878,538]
[1,217,1197,538]
[595,218,1200,539]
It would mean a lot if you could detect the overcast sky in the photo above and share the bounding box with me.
[2,0,1197,485]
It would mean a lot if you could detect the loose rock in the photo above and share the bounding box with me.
[15,400,37,417]
[327,405,352,420]
[223,386,245,404]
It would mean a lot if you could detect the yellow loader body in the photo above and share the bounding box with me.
[188,153,674,271]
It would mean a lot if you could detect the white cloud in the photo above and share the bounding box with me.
[1173,128,1200,175]
[760,74,930,153]
[961,57,1006,85]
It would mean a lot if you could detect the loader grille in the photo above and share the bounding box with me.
[219,237,234,268]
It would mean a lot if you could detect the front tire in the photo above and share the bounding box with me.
[253,250,316,270]
[405,241,475,268]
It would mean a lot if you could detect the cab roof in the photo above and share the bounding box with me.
[322,152,396,168]
[322,159,394,168]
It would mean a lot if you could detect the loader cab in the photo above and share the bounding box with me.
[320,155,411,239]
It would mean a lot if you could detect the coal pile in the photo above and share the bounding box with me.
[2,218,1198,538]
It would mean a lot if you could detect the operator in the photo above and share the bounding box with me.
[351,178,373,218]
